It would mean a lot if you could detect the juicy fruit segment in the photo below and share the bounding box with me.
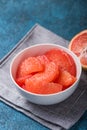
[25,62,59,89]
[42,83,63,94]
[37,55,49,65]
[16,75,32,86]
[16,48,77,94]
[68,30,87,69]
[17,57,44,77]
[24,82,63,94]
[45,49,76,76]
[56,70,76,90]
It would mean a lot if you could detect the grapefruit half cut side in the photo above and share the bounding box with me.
[68,30,87,69]
[79,47,87,70]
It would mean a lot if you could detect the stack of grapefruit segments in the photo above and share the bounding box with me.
[16,49,77,94]
[68,30,87,70]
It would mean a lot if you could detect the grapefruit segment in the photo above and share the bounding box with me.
[17,57,44,77]
[37,55,49,65]
[24,82,63,94]
[41,83,63,94]
[25,61,59,90]
[56,70,77,90]
[45,49,76,76]
[16,74,32,86]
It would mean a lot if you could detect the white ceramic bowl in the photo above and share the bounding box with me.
[10,43,82,105]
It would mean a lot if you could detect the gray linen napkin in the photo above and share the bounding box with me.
[0,24,87,130]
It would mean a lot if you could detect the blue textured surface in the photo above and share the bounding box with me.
[0,0,87,130]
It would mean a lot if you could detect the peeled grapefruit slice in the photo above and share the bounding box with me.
[25,61,59,90]
[56,70,76,90]
[24,82,63,94]
[45,49,76,76]
[68,30,87,69]
[17,57,44,77]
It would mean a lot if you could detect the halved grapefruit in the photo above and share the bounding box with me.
[68,30,87,69]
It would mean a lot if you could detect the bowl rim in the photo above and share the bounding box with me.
[10,43,82,97]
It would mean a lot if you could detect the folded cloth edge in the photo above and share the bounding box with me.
[0,24,38,66]
[0,97,63,130]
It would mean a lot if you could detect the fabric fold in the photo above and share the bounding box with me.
[0,24,87,130]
